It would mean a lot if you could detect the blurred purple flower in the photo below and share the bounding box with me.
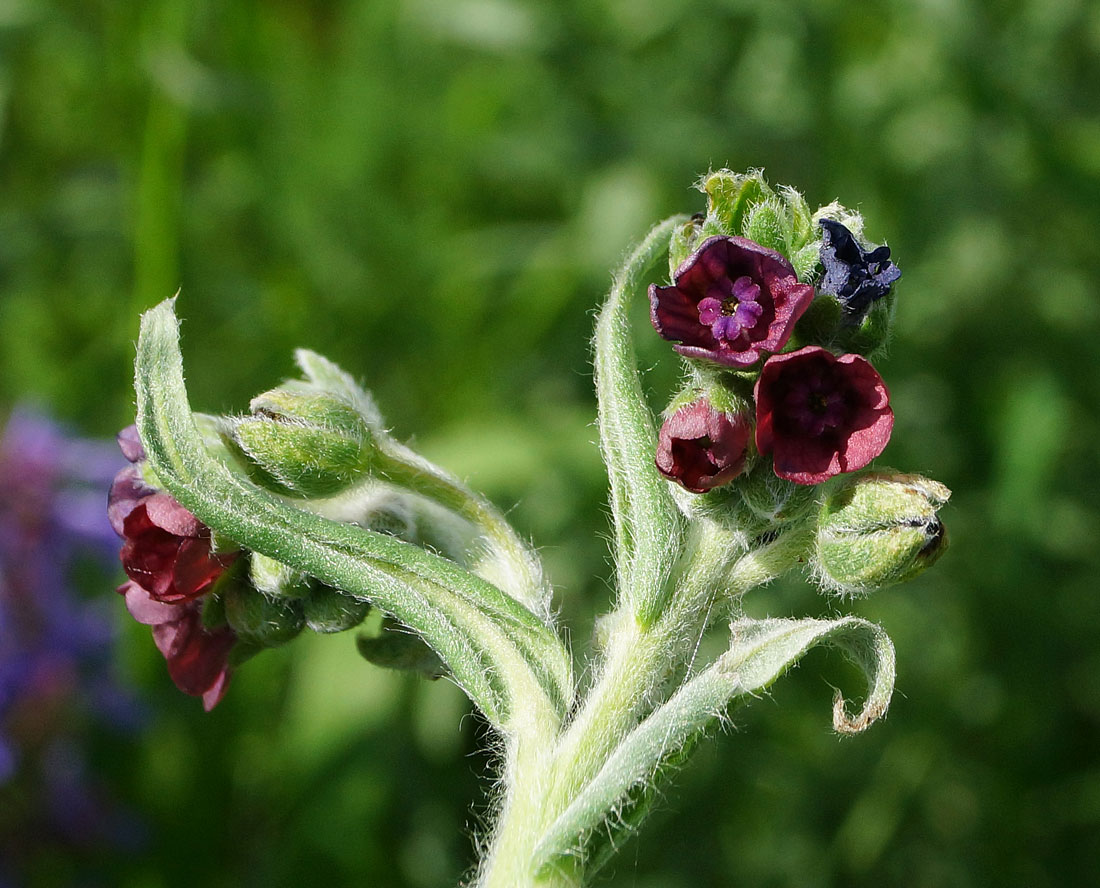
[0,408,144,868]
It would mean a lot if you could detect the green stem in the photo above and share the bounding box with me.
[475,522,742,887]
[373,440,554,621]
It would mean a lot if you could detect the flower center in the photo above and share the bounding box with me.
[697,276,764,342]
[783,378,848,437]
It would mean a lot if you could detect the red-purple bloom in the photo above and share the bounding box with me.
[108,427,238,707]
[819,219,901,321]
[755,346,893,485]
[117,581,234,711]
[108,430,235,605]
[650,236,815,367]
[656,400,751,493]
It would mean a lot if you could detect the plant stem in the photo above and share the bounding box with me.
[374,440,553,618]
[474,523,741,887]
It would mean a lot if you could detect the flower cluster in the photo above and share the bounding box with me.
[650,172,899,492]
[108,426,238,710]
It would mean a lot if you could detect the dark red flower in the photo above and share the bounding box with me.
[108,426,238,708]
[108,430,236,605]
[118,581,235,710]
[755,346,893,485]
[656,400,751,493]
[650,236,815,367]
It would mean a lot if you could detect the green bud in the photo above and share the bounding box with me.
[833,290,896,361]
[790,294,844,350]
[737,467,819,528]
[742,198,788,256]
[250,552,310,599]
[357,621,446,679]
[813,471,951,597]
[778,184,814,253]
[303,585,371,634]
[229,388,376,498]
[223,580,305,647]
[668,214,707,276]
[700,168,772,235]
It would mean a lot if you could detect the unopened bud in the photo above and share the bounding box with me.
[700,168,771,235]
[250,552,310,599]
[357,621,446,679]
[303,585,371,634]
[223,580,305,647]
[737,468,819,527]
[229,388,376,498]
[742,199,787,257]
[813,471,950,597]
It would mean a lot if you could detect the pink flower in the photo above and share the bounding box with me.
[108,432,235,605]
[650,236,814,367]
[118,581,235,711]
[108,427,238,707]
[656,400,751,493]
[755,346,893,485]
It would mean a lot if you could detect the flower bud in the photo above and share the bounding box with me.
[250,552,310,599]
[700,168,771,235]
[668,213,707,275]
[812,471,950,597]
[229,388,376,498]
[742,199,787,257]
[357,620,446,679]
[736,467,819,527]
[303,585,371,634]
[223,579,305,647]
[656,398,752,494]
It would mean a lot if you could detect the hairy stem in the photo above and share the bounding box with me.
[475,522,743,887]
[373,440,554,621]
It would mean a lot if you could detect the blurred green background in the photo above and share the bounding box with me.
[2,0,1099,885]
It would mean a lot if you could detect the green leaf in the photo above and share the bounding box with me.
[593,216,689,625]
[134,299,573,731]
[533,615,895,877]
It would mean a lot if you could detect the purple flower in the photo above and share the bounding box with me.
[656,400,751,493]
[109,429,237,605]
[818,219,901,321]
[650,236,815,367]
[108,427,239,707]
[118,582,235,711]
[0,408,144,862]
[755,346,894,485]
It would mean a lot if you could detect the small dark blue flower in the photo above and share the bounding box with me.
[819,219,901,322]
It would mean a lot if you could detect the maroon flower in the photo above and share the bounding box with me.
[108,426,238,708]
[656,400,751,493]
[755,346,893,485]
[650,236,815,367]
[108,429,235,605]
[118,581,235,710]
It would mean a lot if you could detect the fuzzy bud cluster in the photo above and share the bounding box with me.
[108,346,524,707]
